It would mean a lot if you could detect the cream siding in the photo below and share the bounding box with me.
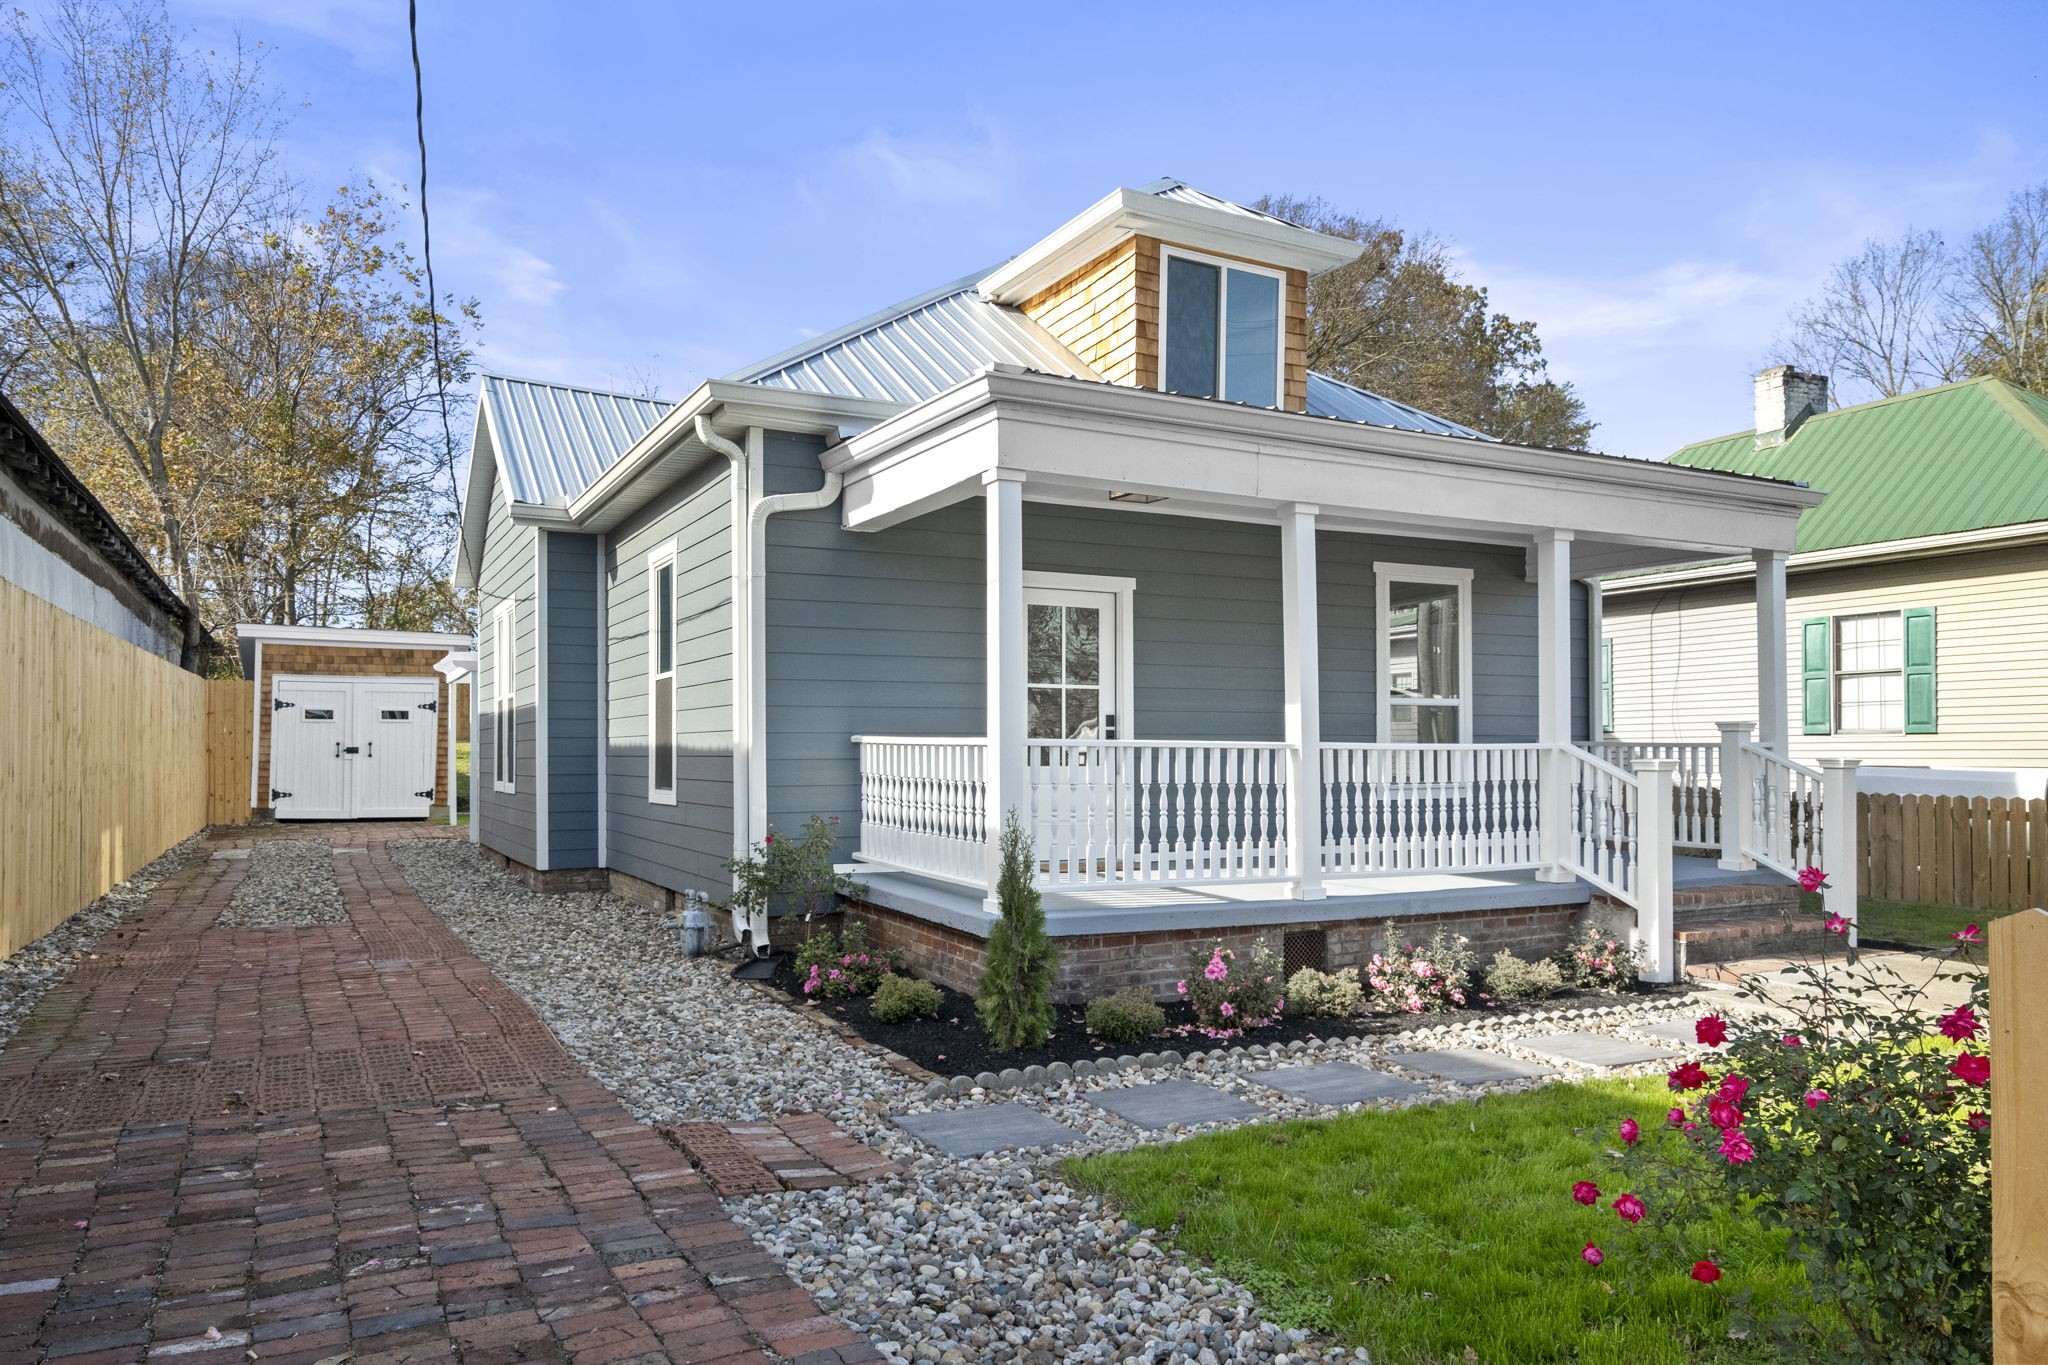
[1603,543,2048,768]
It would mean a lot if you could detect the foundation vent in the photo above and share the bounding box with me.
[1283,929,1327,977]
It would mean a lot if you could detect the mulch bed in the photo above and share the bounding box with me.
[762,959,1700,1080]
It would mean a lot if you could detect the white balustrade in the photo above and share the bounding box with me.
[852,737,989,886]
[1319,744,1545,874]
[1027,741,1291,886]
[1588,740,1721,849]
[1738,741,1824,879]
[1559,746,1642,903]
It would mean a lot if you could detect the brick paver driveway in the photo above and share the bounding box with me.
[0,825,874,1364]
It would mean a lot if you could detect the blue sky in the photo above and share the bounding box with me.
[182,0,2048,459]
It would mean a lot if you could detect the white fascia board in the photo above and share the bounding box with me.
[833,370,1821,556]
[1600,517,2048,597]
[978,188,1366,304]
[234,623,474,650]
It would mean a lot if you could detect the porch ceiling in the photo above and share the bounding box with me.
[826,367,1825,575]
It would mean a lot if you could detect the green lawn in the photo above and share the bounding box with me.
[1068,1078,1818,1365]
[1797,891,2014,951]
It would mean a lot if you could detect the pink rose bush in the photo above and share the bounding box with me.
[792,920,899,1000]
[1558,924,1645,992]
[1177,939,1283,1038]
[1570,874,1993,1359]
[1361,920,1473,1014]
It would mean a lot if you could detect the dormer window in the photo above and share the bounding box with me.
[1161,247,1283,408]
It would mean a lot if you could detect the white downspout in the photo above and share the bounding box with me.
[692,415,844,950]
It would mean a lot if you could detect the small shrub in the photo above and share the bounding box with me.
[1284,966,1363,1018]
[794,920,898,999]
[1556,924,1644,992]
[1486,950,1564,1000]
[1363,921,1474,1013]
[977,811,1059,1050]
[1085,987,1165,1045]
[1176,938,1285,1037]
[871,972,942,1024]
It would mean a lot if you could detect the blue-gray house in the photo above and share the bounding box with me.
[455,181,1848,999]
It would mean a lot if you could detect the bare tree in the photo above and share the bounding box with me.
[0,0,281,662]
[1954,185,2048,394]
[1776,229,1962,402]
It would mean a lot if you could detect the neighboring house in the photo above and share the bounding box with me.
[1602,369,2048,791]
[0,390,195,663]
[457,181,1829,997]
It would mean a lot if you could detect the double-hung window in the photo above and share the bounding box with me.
[649,545,677,803]
[491,600,516,793]
[1376,563,1474,743]
[1802,607,1937,735]
[1160,247,1285,408]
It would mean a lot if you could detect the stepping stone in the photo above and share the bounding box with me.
[1257,1061,1427,1107]
[1512,1032,1673,1068]
[210,849,251,860]
[1638,1019,1705,1045]
[1089,1081,1265,1131]
[1387,1049,1556,1085]
[891,1103,1082,1156]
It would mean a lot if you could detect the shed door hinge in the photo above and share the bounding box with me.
[414,789,435,799]
[417,699,438,713]
[270,789,292,802]
[273,698,296,710]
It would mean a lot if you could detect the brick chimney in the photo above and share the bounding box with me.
[1754,366,1828,449]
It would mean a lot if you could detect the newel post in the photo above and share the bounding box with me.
[1633,757,1677,983]
[1818,758,1861,946]
[1716,720,1756,871]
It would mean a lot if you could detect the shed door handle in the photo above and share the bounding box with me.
[342,746,360,755]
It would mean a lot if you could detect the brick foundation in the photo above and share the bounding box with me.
[844,897,1596,1003]
[609,865,677,912]
[478,844,608,893]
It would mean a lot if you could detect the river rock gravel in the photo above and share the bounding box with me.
[215,838,347,926]
[396,837,1730,1363]
[0,832,204,1050]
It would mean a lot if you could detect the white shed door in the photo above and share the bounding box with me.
[352,680,440,818]
[270,676,438,820]
[271,679,353,819]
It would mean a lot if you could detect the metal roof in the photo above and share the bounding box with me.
[1304,372,1492,439]
[478,374,672,506]
[731,273,1096,404]
[1134,176,1288,224]
[1669,376,2048,552]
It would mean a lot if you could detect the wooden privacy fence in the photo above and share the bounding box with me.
[1858,791,2047,910]
[0,575,253,958]
[1992,908,2048,1361]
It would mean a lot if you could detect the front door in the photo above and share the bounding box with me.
[1023,580,1130,875]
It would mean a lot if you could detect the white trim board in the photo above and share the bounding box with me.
[235,623,471,650]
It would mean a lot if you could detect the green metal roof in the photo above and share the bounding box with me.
[1668,376,2048,552]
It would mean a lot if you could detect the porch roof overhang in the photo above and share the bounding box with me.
[826,367,1825,575]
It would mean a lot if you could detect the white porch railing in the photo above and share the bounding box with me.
[1558,746,1644,904]
[1319,744,1544,874]
[851,737,990,886]
[1026,741,1291,887]
[1737,740,1823,879]
[1588,740,1721,849]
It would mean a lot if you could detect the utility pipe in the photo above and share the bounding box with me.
[693,415,845,951]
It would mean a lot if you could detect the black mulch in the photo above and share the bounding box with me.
[762,959,1701,1081]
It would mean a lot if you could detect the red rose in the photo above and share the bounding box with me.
[1716,1074,1750,1104]
[1707,1098,1743,1130]
[1611,1192,1646,1224]
[1691,1260,1722,1284]
[1667,1061,1709,1092]
[1937,1006,1982,1042]
[1949,1052,1990,1087]
[1572,1180,1600,1206]
[1694,1014,1728,1046]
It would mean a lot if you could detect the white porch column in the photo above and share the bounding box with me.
[1280,504,1325,900]
[1534,530,1575,881]
[1716,719,1756,870]
[1819,758,1862,945]
[1755,549,1790,753]
[984,469,1028,908]
[1633,757,1678,983]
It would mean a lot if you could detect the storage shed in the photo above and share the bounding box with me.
[236,624,473,821]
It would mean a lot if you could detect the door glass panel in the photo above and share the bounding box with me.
[1164,256,1220,397]
[1223,268,1280,407]
[305,708,336,721]
[1388,580,1462,700]
[1064,607,1099,684]
[379,710,411,721]
[1028,604,1062,684]
[1065,687,1100,739]
[1028,687,1063,738]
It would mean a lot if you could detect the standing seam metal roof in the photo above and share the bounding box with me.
[1668,376,2048,552]
[479,374,672,506]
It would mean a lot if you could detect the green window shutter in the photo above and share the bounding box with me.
[1903,607,1937,733]
[1599,637,1614,734]
[1800,616,1832,735]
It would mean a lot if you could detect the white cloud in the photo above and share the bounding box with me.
[431,188,568,308]
[809,125,1013,210]
[181,0,397,57]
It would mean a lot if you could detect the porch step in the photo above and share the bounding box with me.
[1674,903,1834,971]
[1673,881,1804,913]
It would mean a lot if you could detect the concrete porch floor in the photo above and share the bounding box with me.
[849,856,1795,939]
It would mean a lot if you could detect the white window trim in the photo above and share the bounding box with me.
[1833,608,1906,735]
[1374,561,1475,743]
[1157,245,1288,408]
[647,541,679,805]
[491,599,517,794]
[1021,571,1136,737]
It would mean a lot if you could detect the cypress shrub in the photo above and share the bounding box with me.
[976,810,1059,1050]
